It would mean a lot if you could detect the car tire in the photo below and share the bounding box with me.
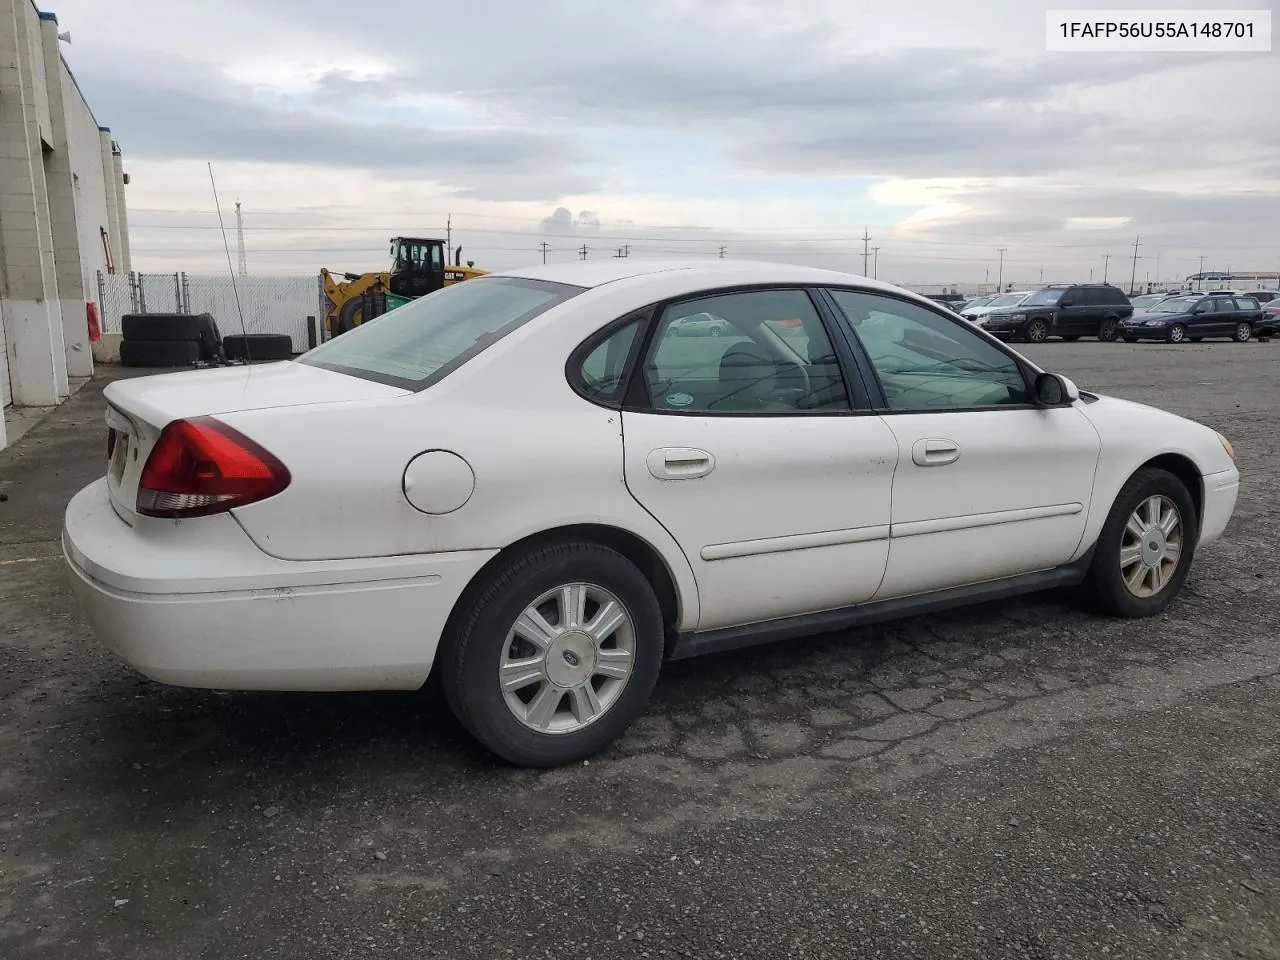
[1233,322,1252,343]
[1026,318,1049,343]
[1097,318,1119,342]
[118,339,202,366]
[223,333,294,361]
[1166,323,1187,343]
[121,312,208,342]
[1081,467,1197,618]
[438,540,665,767]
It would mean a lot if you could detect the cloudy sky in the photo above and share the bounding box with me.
[56,0,1278,290]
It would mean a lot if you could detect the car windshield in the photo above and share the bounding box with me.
[297,276,584,389]
[987,293,1027,308]
[1021,288,1065,306]
[1149,297,1199,313]
[1131,295,1160,308]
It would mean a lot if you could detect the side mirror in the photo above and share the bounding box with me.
[1034,372,1080,406]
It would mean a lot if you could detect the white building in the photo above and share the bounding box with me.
[1,0,130,450]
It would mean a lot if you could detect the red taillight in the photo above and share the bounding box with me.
[136,417,290,518]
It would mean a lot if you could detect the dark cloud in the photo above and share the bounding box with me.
[539,208,601,232]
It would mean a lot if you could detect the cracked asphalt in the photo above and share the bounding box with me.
[2,340,1278,959]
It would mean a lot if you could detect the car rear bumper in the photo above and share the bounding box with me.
[1199,467,1239,547]
[62,479,497,691]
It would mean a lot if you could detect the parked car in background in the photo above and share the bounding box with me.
[1119,292,1263,343]
[62,258,1239,767]
[961,291,1034,325]
[1245,290,1279,304]
[958,296,994,313]
[983,283,1133,342]
[670,311,732,336]
[1130,295,1160,311]
[1258,299,1280,338]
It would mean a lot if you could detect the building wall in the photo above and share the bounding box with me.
[0,0,129,450]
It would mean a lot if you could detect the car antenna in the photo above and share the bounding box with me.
[207,162,250,354]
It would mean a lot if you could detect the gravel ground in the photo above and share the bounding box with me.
[1,340,1278,959]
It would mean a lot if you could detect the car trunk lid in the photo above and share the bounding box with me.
[102,362,408,525]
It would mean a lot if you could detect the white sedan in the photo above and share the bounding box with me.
[63,260,1240,767]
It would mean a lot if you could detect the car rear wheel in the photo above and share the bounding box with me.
[1026,318,1049,343]
[1233,322,1252,343]
[439,541,664,767]
[1080,467,1197,618]
[1166,323,1187,343]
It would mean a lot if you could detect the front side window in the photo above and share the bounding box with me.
[640,289,852,414]
[1022,288,1065,307]
[827,289,1030,411]
[298,276,583,389]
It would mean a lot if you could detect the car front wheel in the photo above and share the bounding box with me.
[1026,318,1049,342]
[1081,467,1197,618]
[439,540,665,767]
[1166,323,1187,343]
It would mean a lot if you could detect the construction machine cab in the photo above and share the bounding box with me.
[388,237,447,298]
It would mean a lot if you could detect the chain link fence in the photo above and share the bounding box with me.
[96,272,324,353]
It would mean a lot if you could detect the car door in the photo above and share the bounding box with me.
[1233,297,1261,332]
[1065,287,1097,334]
[823,288,1102,600]
[617,288,898,632]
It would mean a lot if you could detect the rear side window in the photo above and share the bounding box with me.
[1099,287,1128,305]
[1235,297,1259,310]
[298,277,584,390]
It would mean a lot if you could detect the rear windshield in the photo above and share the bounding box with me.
[297,276,584,389]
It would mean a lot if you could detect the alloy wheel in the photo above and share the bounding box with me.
[1118,495,1183,599]
[499,582,637,734]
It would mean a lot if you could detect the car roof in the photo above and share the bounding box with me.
[489,258,913,296]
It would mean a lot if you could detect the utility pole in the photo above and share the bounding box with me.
[1128,234,1141,296]
[870,247,880,279]
[579,244,588,260]
[623,244,630,257]
[446,213,451,254]
[1039,268,1044,285]
[862,228,871,276]
[718,245,726,259]
[539,241,550,264]
[1197,255,1206,290]
[1102,253,1112,283]
[996,247,1007,292]
[1154,250,1160,288]
[234,201,247,276]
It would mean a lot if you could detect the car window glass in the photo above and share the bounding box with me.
[577,320,640,403]
[298,276,582,389]
[827,289,1030,411]
[1234,298,1259,310]
[642,290,851,414]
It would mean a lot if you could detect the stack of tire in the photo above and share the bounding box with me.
[119,314,295,367]
[222,333,294,362]
[120,313,222,367]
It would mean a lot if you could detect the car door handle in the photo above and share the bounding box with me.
[647,447,715,480]
[912,438,960,466]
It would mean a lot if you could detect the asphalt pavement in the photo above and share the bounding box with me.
[2,340,1278,959]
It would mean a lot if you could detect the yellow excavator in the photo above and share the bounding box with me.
[320,237,488,337]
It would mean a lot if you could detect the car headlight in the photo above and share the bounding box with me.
[1216,432,1235,460]
[1009,313,1027,321]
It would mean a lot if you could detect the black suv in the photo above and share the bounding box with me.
[982,284,1134,343]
